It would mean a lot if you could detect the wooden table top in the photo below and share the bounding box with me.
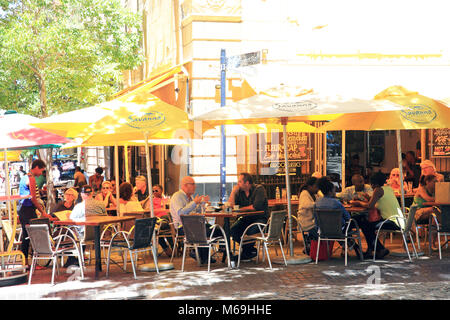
[201,210,264,218]
[423,202,450,206]
[0,195,31,202]
[53,215,136,226]
[268,199,299,206]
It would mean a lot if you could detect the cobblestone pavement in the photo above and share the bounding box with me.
[1,239,449,300]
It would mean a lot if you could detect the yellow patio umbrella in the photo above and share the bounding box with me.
[317,85,450,215]
[0,151,22,162]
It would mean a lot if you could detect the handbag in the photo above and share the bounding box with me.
[309,240,335,261]
[368,208,382,222]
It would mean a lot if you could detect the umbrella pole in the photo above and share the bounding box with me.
[396,130,406,216]
[4,149,11,221]
[341,130,346,190]
[138,132,173,272]
[114,144,120,217]
[273,120,311,265]
[124,145,130,183]
[144,132,155,218]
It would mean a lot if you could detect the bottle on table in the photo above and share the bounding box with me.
[275,186,281,200]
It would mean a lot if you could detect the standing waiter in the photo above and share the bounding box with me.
[18,159,52,268]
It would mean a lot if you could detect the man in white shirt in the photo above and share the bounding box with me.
[170,176,213,264]
[337,174,373,202]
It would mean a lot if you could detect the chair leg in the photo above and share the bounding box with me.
[409,232,419,259]
[51,257,57,286]
[151,246,160,274]
[181,244,187,272]
[401,232,412,262]
[129,251,137,279]
[170,236,178,262]
[344,238,348,266]
[315,238,321,264]
[28,256,36,285]
[279,240,287,266]
[373,232,380,262]
[437,231,442,260]
[264,242,272,270]
[207,245,211,273]
[106,245,113,278]
[415,226,421,250]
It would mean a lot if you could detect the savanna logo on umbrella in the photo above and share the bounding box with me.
[126,112,166,129]
[400,104,437,124]
[272,100,318,112]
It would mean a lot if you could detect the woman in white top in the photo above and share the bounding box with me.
[386,168,408,193]
[118,182,144,213]
[297,177,319,254]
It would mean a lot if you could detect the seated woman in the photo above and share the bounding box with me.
[315,177,351,230]
[51,188,78,215]
[420,160,444,182]
[386,168,408,194]
[95,180,117,209]
[412,174,441,249]
[118,182,144,213]
[296,177,319,253]
[351,172,404,259]
[314,177,361,256]
[144,184,173,258]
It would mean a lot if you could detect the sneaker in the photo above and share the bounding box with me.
[375,248,390,259]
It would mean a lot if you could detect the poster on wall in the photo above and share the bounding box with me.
[432,128,450,157]
[259,132,310,175]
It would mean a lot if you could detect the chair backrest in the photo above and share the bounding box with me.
[25,224,53,255]
[30,218,51,235]
[440,205,450,232]
[180,215,208,244]
[313,208,344,238]
[405,205,418,233]
[266,210,287,241]
[131,217,157,250]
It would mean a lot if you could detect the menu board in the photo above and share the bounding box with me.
[259,132,310,175]
[432,128,450,157]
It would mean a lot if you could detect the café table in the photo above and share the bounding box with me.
[53,215,136,279]
[201,209,264,263]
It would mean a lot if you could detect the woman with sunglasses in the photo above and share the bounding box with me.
[386,168,408,194]
[94,180,117,209]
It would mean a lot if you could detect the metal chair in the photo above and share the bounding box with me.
[26,224,84,285]
[169,221,185,262]
[373,205,419,262]
[237,210,287,270]
[180,215,231,272]
[313,208,364,266]
[430,205,450,260]
[156,216,174,256]
[106,217,158,279]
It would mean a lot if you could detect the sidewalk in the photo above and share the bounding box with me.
[0,237,449,300]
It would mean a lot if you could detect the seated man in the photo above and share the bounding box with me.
[229,172,269,261]
[170,176,214,264]
[337,174,373,202]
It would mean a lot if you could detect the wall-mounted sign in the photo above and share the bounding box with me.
[259,131,310,175]
[432,128,450,157]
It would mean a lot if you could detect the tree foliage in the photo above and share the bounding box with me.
[0,0,143,117]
